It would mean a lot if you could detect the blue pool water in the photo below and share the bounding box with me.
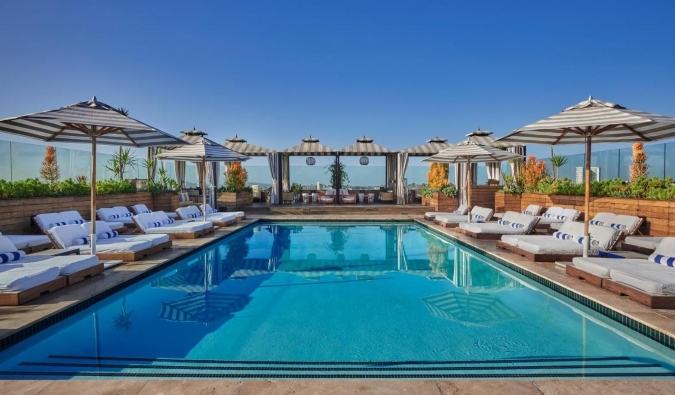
[1,222,674,380]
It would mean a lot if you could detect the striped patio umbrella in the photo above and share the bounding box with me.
[160,292,250,324]
[496,96,675,256]
[421,291,519,327]
[0,97,187,254]
[399,137,453,156]
[156,136,249,221]
[422,143,522,220]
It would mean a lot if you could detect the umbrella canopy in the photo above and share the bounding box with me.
[156,133,250,221]
[458,129,521,147]
[399,137,453,156]
[421,291,520,327]
[160,293,250,324]
[0,97,186,255]
[224,135,274,156]
[282,136,336,156]
[423,143,522,212]
[496,96,675,256]
[339,136,393,156]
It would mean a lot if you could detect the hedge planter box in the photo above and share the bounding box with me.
[153,193,179,212]
[421,197,430,206]
[496,192,675,236]
[0,192,153,235]
[495,193,522,213]
[429,193,459,212]
[217,191,253,211]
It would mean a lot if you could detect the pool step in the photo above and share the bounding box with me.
[0,355,673,379]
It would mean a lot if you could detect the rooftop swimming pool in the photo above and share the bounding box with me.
[1,222,674,379]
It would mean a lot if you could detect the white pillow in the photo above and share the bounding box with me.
[0,236,19,254]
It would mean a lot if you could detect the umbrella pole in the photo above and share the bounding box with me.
[203,158,207,222]
[466,159,472,223]
[90,135,97,255]
[583,136,591,257]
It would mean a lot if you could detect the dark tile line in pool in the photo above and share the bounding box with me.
[0,221,260,352]
[414,220,675,352]
[1,371,675,379]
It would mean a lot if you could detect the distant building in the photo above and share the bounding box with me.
[317,182,322,190]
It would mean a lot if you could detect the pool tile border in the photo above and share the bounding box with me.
[414,219,675,352]
[0,221,260,352]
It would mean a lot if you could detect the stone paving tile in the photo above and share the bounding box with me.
[34,380,148,395]
[136,380,242,395]
[0,380,51,395]
[532,379,675,395]
[436,380,541,395]
[239,380,443,395]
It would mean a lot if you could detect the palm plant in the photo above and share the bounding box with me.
[105,148,137,180]
[550,155,569,180]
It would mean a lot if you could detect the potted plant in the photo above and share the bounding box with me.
[290,183,303,202]
[217,162,253,210]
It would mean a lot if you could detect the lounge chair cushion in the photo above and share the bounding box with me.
[588,212,616,226]
[176,206,204,220]
[570,257,647,278]
[0,233,50,249]
[132,204,154,215]
[541,207,564,218]
[425,211,459,219]
[204,212,237,223]
[648,237,675,268]
[113,206,134,218]
[454,204,469,215]
[623,236,664,251]
[59,211,87,225]
[609,266,675,296]
[435,214,469,224]
[98,208,134,224]
[517,238,585,254]
[34,213,68,232]
[0,264,61,292]
[134,212,209,234]
[75,238,153,254]
[0,236,19,254]
[522,204,542,216]
[81,221,119,239]
[18,254,100,276]
[609,215,642,235]
[48,225,90,249]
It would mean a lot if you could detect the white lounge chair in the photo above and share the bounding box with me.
[200,204,245,221]
[497,221,621,262]
[550,212,643,238]
[34,212,125,234]
[424,204,469,221]
[458,212,540,240]
[567,238,675,308]
[622,236,665,255]
[133,212,214,239]
[131,204,178,219]
[97,207,135,226]
[434,206,494,228]
[536,207,582,227]
[0,231,51,254]
[82,221,172,250]
[493,204,543,219]
[176,206,236,227]
[49,224,155,262]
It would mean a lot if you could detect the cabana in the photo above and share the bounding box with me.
[399,137,454,205]
[281,136,337,204]
[339,137,393,203]
[223,135,276,204]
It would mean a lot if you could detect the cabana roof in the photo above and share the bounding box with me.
[223,135,275,156]
[282,136,336,156]
[458,129,520,147]
[339,136,393,156]
[399,137,454,156]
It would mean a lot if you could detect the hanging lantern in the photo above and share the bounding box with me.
[306,156,316,166]
[359,156,369,166]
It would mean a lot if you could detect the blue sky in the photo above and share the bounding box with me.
[1,0,674,164]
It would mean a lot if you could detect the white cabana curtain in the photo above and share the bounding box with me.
[385,153,397,190]
[268,152,279,204]
[455,164,468,206]
[486,162,501,181]
[282,154,290,191]
[175,161,186,190]
[396,153,409,204]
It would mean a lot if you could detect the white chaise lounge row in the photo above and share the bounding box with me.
[0,236,102,305]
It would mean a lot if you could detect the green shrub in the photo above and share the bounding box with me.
[96,180,136,195]
[440,183,457,198]
[57,178,90,196]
